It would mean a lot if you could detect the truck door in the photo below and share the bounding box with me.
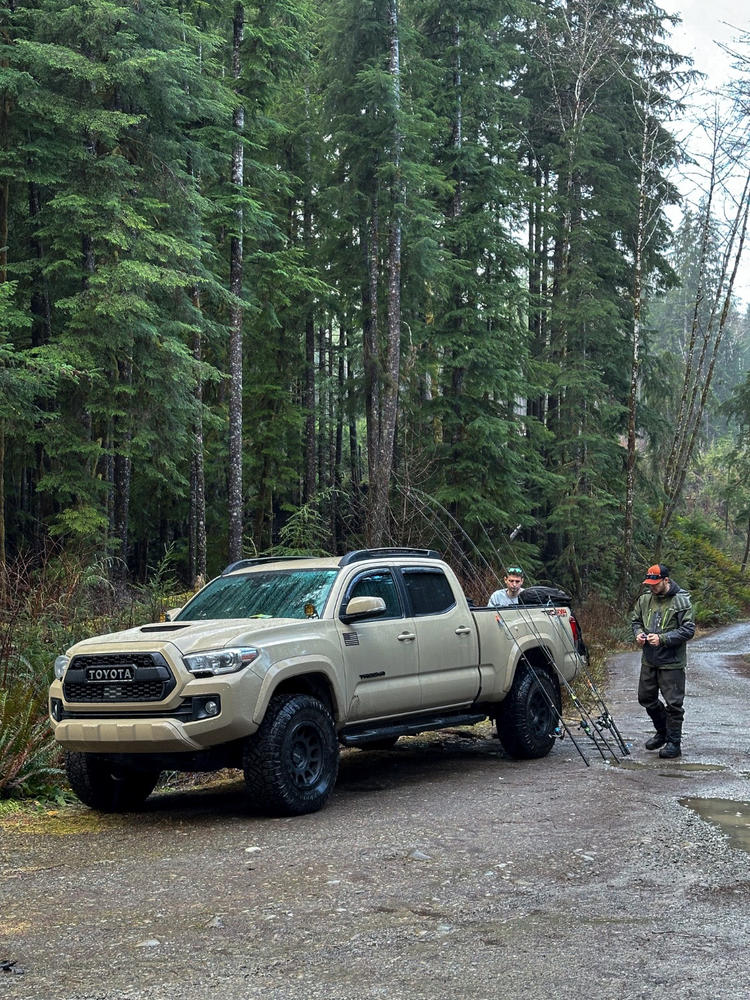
[336,568,421,722]
[399,566,480,710]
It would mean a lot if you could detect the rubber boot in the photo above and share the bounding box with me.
[645,704,667,751]
[659,723,682,759]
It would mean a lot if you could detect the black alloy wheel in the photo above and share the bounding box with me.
[495,663,560,759]
[243,693,339,816]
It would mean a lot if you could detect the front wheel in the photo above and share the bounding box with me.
[243,694,339,816]
[495,664,560,759]
[65,752,160,811]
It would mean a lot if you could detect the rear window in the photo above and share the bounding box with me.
[401,568,456,617]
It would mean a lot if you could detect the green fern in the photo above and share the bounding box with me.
[0,682,63,799]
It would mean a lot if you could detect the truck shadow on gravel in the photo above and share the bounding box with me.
[138,728,514,822]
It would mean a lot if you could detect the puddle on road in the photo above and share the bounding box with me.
[680,798,750,853]
[725,656,750,679]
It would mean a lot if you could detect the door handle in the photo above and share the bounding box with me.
[454,626,472,636]
[397,631,416,642]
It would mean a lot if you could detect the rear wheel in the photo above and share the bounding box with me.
[243,694,339,815]
[496,664,560,759]
[65,752,160,811]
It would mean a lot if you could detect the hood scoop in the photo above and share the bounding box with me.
[139,623,192,633]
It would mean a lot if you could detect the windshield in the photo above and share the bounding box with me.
[175,569,339,621]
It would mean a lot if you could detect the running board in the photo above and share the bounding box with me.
[340,710,487,747]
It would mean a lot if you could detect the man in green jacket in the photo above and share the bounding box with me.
[632,563,695,759]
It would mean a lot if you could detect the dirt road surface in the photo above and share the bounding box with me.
[2,624,750,1000]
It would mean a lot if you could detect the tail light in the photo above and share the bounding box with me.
[569,614,581,644]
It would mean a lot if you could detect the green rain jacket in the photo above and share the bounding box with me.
[631,581,695,669]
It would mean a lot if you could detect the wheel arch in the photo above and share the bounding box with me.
[513,645,561,700]
[253,663,341,726]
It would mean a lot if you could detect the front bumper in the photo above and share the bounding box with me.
[49,652,263,754]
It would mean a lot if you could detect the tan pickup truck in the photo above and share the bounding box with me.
[49,548,585,815]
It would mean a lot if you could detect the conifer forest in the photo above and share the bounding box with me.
[3,0,750,605]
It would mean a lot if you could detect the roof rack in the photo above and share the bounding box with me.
[221,556,312,576]
[339,547,442,567]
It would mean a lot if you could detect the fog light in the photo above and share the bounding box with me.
[191,696,221,721]
[50,698,63,722]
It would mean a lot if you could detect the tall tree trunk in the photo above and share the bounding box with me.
[327,321,336,490]
[0,61,7,289]
[367,0,402,547]
[346,329,360,493]
[446,18,464,457]
[304,307,317,499]
[317,323,328,489]
[0,421,5,572]
[741,515,750,576]
[228,3,245,562]
[362,208,379,505]
[113,358,133,583]
[302,100,317,502]
[0,76,7,569]
[621,94,651,599]
[335,327,345,485]
[190,288,207,588]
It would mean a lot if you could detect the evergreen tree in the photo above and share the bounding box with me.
[407,0,541,555]
[3,0,229,568]
[517,0,684,594]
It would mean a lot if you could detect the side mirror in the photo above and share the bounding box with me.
[341,595,387,623]
[164,608,183,622]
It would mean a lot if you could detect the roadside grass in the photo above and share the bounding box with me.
[0,796,116,834]
[0,550,184,803]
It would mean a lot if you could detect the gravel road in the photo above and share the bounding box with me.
[2,624,749,1000]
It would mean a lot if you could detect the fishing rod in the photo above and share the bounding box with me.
[478,516,631,756]
[457,504,626,745]
[477,525,628,758]
[395,485,617,763]
[491,596,619,763]
[546,603,628,754]
[393,488,593,763]
[396,484,628,760]
[488,607,593,766]
[541,603,630,755]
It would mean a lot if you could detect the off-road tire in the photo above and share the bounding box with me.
[495,663,560,759]
[243,694,339,816]
[65,752,160,811]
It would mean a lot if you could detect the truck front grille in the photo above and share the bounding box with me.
[63,679,168,702]
[63,652,177,704]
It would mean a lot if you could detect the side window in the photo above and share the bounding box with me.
[343,570,403,620]
[401,568,457,617]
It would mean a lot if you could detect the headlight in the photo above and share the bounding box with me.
[183,647,259,676]
[53,655,70,680]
